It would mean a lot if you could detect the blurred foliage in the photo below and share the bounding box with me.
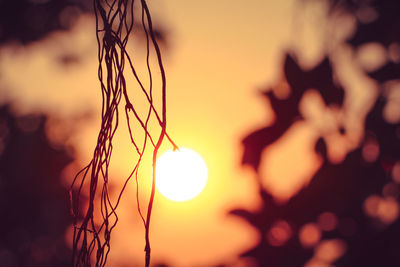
[0,105,73,266]
[236,0,400,266]
[0,0,92,45]
[0,0,169,266]
[0,0,167,47]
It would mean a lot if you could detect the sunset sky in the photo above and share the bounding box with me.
[0,0,384,266]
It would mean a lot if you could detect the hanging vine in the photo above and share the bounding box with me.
[69,0,177,266]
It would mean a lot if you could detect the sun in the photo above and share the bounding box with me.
[156,148,208,202]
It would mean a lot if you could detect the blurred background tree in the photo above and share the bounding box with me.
[235,0,400,266]
[0,0,167,266]
[0,105,73,266]
[0,1,91,266]
[0,0,92,45]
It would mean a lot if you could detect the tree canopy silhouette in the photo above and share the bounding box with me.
[0,105,72,266]
[236,0,400,266]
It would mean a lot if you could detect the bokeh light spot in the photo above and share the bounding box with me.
[378,197,399,224]
[267,220,292,247]
[362,139,380,163]
[388,43,400,63]
[317,212,338,232]
[392,161,400,183]
[364,195,399,224]
[314,239,347,263]
[382,182,399,198]
[299,223,321,248]
[363,194,381,217]
[356,42,388,72]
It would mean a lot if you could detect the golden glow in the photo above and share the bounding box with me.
[156,148,208,202]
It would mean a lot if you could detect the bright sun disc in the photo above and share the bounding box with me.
[156,148,208,202]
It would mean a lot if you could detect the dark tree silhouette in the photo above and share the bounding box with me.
[235,0,400,266]
[0,105,73,266]
[242,54,344,171]
[0,0,92,45]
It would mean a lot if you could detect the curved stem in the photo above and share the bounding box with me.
[140,1,168,266]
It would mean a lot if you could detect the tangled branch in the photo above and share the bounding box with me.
[69,0,177,266]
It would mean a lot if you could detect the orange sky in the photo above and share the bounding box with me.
[0,0,380,266]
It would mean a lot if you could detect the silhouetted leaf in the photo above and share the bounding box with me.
[242,53,344,170]
[285,54,344,106]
